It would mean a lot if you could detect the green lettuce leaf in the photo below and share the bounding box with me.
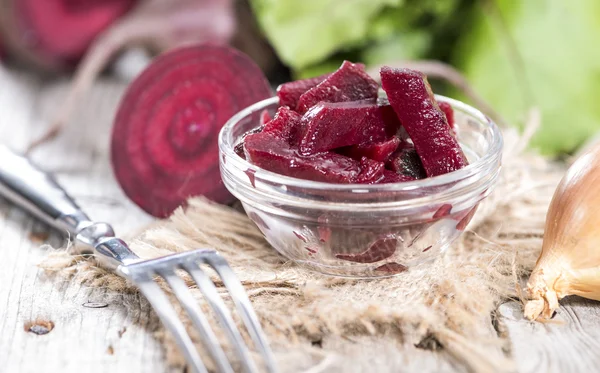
[249,0,403,72]
[455,0,600,155]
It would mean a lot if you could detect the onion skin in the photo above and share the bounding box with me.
[525,144,600,320]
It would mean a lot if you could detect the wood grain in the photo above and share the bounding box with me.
[499,299,600,373]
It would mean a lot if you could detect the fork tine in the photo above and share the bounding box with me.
[135,273,208,373]
[203,253,279,373]
[182,263,260,373]
[159,269,235,373]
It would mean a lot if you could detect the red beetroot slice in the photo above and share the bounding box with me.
[276,72,331,109]
[299,100,402,155]
[438,101,455,129]
[111,44,272,217]
[244,131,361,183]
[380,67,468,177]
[386,142,427,180]
[3,0,137,69]
[335,235,397,263]
[296,61,379,114]
[340,137,400,162]
[263,106,302,145]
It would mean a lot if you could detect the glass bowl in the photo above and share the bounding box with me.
[218,96,503,278]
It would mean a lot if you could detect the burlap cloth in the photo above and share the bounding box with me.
[2,65,563,372]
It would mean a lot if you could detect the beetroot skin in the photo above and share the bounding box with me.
[386,142,427,180]
[296,61,379,114]
[111,44,272,217]
[276,72,331,110]
[299,100,401,155]
[380,67,468,177]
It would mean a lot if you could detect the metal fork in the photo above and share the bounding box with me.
[0,144,278,373]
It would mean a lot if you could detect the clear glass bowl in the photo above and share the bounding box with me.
[218,96,503,278]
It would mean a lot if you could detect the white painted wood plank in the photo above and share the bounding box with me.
[499,299,600,373]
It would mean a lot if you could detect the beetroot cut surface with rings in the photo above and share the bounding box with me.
[111,44,272,217]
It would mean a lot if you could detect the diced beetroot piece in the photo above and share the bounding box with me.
[386,143,427,180]
[235,126,264,159]
[432,204,452,219]
[244,168,256,187]
[259,110,272,125]
[293,231,308,243]
[300,100,401,155]
[317,215,331,243]
[377,97,409,138]
[456,206,478,231]
[380,67,468,177]
[335,235,397,263]
[111,45,272,217]
[438,101,455,129]
[276,72,331,109]
[379,170,415,183]
[263,106,302,145]
[356,157,385,184]
[244,132,361,183]
[374,262,408,274]
[296,61,379,114]
[341,137,400,162]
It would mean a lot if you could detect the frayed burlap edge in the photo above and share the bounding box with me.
[39,112,563,373]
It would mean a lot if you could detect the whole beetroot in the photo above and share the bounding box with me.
[0,0,137,72]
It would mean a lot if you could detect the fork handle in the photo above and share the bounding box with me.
[0,145,93,235]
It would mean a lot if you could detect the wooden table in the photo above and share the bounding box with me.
[1,68,599,373]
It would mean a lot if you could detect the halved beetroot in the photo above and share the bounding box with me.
[0,0,137,70]
[276,72,331,109]
[340,137,400,162]
[299,100,401,155]
[380,67,468,177]
[438,101,455,129]
[111,44,272,217]
[296,61,379,114]
[386,142,427,180]
[263,106,302,145]
[335,235,397,263]
[244,131,362,183]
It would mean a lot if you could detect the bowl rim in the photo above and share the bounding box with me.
[219,95,504,193]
